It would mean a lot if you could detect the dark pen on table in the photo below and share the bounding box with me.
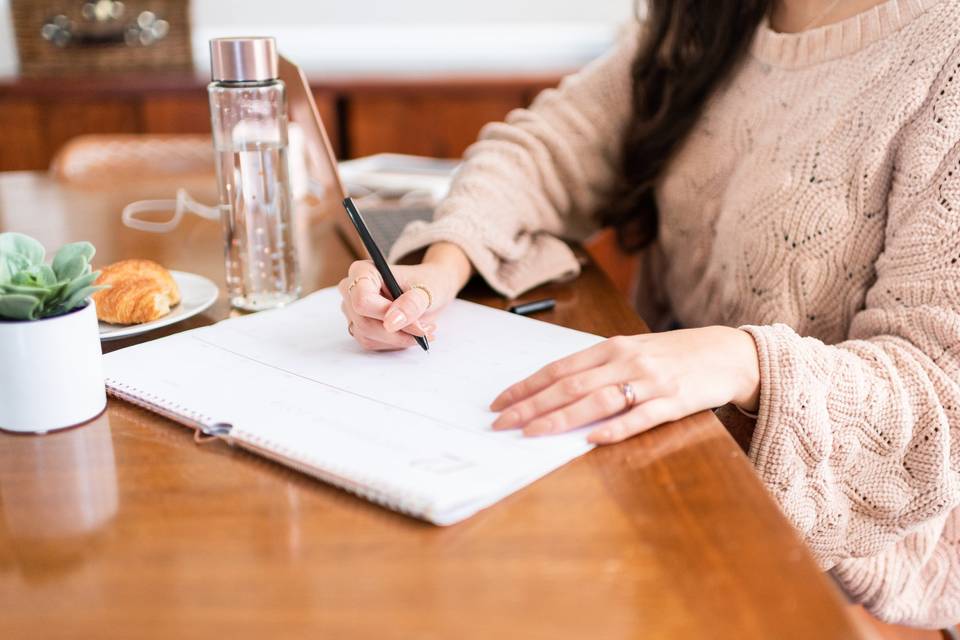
[509,298,556,316]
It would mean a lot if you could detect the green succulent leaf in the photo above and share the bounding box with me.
[2,253,31,282]
[11,271,36,286]
[52,255,88,282]
[0,294,41,320]
[0,282,48,298]
[57,271,100,304]
[0,232,45,265]
[39,281,70,310]
[0,233,101,320]
[33,263,58,286]
[11,264,57,288]
[57,285,104,315]
[52,242,95,279]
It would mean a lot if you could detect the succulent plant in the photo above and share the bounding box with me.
[0,232,106,321]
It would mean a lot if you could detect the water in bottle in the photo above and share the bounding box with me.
[208,37,300,311]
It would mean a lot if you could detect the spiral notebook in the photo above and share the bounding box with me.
[103,288,603,525]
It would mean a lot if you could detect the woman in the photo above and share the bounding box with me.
[338,0,959,628]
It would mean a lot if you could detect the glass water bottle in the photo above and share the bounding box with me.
[208,36,300,311]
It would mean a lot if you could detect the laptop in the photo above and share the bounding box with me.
[278,55,435,258]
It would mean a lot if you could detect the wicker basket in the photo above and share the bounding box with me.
[12,0,193,76]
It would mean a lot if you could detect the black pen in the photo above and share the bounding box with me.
[342,197,429,352]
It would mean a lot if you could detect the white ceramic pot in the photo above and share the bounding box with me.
[0,301,106,434]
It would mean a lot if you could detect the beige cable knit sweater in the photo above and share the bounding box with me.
[389,0,960,629]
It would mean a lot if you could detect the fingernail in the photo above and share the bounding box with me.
[490,394,508,411]
[524,418,551,437]
[384,309,406,331]
[588,428,611,444]
[492,410,519,430]
[412,322,436,337]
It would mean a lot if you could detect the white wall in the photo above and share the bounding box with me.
[0,0,637,76]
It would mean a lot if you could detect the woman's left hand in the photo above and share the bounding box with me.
[490,326,761,444]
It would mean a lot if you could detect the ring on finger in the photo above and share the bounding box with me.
[619,382,637,408]
[348,275,378,293]
[409,283,433,310]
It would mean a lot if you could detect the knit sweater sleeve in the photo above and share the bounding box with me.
[387,25,640,298]
[740,51,960,628]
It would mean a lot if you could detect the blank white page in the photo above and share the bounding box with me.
[104,288,604,524]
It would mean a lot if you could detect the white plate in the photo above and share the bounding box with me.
[99,271,220,342]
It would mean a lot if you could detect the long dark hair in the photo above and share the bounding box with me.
[602,1,770,251]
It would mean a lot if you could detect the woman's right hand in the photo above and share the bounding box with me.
[337,242,473,351]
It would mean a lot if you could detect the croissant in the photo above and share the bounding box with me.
[93,259,181,324]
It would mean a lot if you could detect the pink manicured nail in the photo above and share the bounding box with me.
[588,428,611,443]
[384,309,406,331]
[492,410,518,430]
[524,418,551,437]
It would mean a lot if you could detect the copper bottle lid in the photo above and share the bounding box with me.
[209,37,278,82]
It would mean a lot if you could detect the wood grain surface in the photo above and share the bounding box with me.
[0,172,866,639]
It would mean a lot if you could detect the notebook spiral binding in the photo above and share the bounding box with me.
[106,378,215,434]
[105,378,432,522]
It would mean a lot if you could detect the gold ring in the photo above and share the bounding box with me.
[619,382,636,408]
[409,283,433,309]
[348,275,378,293]
[347,321,355,336]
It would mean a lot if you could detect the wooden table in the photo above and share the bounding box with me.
[0,171,865,639]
